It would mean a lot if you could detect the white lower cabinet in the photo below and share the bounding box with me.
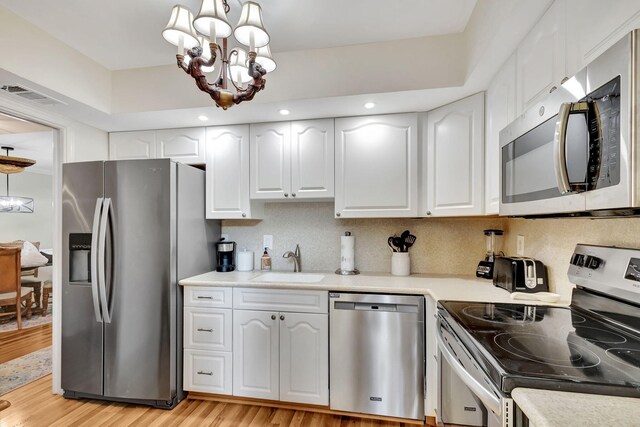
[183,286,233,395]
[184,349,232,395]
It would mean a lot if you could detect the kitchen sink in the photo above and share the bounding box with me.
[251,272,325,283]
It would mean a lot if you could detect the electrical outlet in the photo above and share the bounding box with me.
[517,235,525,256]
[263,235,273,250]
[221,233,229,241]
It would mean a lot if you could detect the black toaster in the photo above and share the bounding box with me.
[493,256,549,293]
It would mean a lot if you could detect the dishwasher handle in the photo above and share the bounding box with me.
[436,319,502,417]
[334,301,418,313]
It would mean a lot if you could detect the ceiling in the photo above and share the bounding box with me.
[0,113,54,174]
[0,0,477,71]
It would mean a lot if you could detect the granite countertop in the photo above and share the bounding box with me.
[512,388,640,427]
[179,270,570,304]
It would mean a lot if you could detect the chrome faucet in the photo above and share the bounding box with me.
[283,244,301,272]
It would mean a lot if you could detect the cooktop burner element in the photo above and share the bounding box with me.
[494,332,601,368]
[574,326,627,344]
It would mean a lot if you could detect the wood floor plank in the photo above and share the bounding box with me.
[0,323,52,364]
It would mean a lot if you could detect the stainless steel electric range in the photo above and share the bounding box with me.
[437,244,640,427]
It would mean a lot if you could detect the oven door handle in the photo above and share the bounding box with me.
[436,322,502,416]
[554,102,573,194]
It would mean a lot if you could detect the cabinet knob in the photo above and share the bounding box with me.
[549,85,557,93]
[280,315,285,321]
[271,314,276,320]
[241,212,246,218]
[292,193,296,197]
[284,193,289,197]
[336,212,341,217]
[426,211,432,216]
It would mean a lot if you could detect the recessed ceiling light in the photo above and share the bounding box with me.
[364,102,376,109]
[279,109,290,116]
[198,115,209,121]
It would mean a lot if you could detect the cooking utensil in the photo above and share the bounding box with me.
[392,236,404,252]
[404,233,416,251]
[387,236,397,252]
[399,230,410,252]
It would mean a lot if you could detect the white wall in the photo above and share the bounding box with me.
[0,171,53,248]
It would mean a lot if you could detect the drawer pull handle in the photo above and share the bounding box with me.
[197,371,213,376]
[197,296,213,300]
[197,328,213,332]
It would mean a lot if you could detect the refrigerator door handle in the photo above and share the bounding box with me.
[90,198,104,323]
[98,197,112,323]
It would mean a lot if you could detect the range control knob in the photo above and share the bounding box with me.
[584,256,602,270]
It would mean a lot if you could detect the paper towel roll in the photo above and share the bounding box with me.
[237,250,254,272]
[340,234,355,272]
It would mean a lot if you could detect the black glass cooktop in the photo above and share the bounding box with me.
[439,301,640,396]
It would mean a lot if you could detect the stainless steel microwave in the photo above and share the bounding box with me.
[499,29,638,217]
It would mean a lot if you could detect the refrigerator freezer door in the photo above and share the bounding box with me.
[103,159,176,402]
[62,161,105,396]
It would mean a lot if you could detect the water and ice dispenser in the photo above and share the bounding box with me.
[69,233,92,282]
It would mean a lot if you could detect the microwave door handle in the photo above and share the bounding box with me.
[554,102,573,194]
[90,198,104,323]
[98,197,112,323]
[436,321,502,416]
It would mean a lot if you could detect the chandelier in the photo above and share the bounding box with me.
[0,146,35,213]
[162,0,276,110]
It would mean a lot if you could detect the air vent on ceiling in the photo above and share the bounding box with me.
[1,84,66,106]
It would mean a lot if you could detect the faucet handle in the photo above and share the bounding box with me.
[295,244,300,256]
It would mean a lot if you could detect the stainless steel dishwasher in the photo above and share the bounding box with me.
[329,292,425,420]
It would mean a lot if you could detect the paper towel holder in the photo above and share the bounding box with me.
[335,231,360,275]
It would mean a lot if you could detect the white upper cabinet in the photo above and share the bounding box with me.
[250,122,291,199]
[516,0,566,115]
[250,120,334,200]
[423,93,485,217]
[485,55,516,215]
[109,128,205,164]
[156,127,206,164]
[335,113,418,218]
[290,119,335,199]
[205,125,262,219]
[109,131,156,160]
[565,0,640,76]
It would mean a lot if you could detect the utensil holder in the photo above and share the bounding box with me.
[391,252,410,276]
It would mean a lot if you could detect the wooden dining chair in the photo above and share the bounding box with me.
[0,247,33,330]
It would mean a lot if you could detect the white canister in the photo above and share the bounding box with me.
[391,252,410,276]
[237,249,254,272]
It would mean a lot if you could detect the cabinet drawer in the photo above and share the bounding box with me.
[184,286,232,308]
[184,307,232,351]
[233,288,328,314]
[184,349,232,395]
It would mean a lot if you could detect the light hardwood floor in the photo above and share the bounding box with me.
[0,376,418,427]
[0,323,52,364]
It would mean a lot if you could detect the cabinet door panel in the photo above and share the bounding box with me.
[156,128,206,164]
[233,310,279,400]
[485,55,516,215]
[291,119,334,198]
[425,93,484,216]
[250,122,291,199]
[184,307,232,351]
[280,313,328,405]
[516,0,565,114]
[206,125,253,219]
[109,131,156,160]
[335,114,418,218]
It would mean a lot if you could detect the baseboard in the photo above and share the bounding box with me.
[188,392,426,425]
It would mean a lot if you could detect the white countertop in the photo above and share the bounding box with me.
[512,388,640,427]
[179,270,570,304]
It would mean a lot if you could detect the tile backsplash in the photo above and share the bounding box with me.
[222,202,506,276]
[222,203,640,302]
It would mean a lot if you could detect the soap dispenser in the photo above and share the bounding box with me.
[260,248,272,271]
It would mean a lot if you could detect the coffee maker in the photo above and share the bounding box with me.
[216,240,236,272]
[476,229,504,279]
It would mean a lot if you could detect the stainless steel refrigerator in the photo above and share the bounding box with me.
[61,159,219,408]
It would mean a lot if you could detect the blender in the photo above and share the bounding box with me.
[476,229,504,279]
